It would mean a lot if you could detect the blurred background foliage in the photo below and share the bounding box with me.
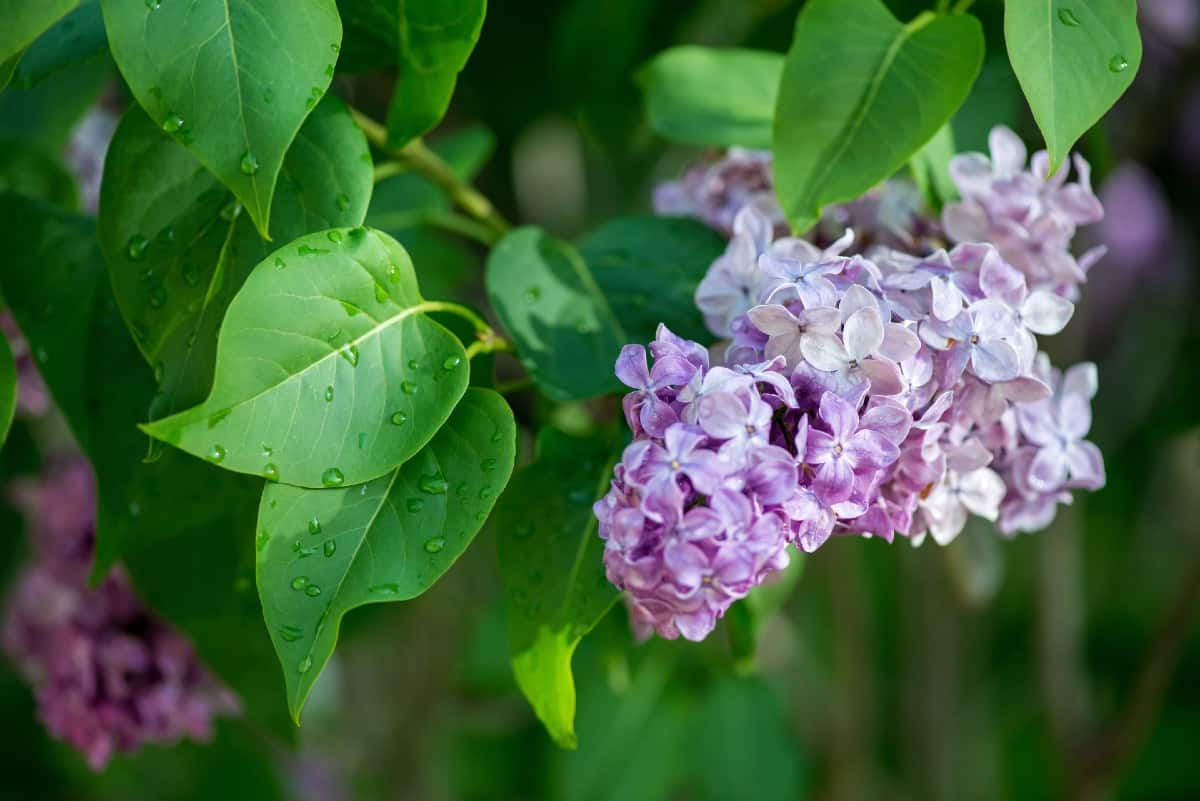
[1,0,1198,799]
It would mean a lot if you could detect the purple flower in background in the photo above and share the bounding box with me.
[64,106,118,215]
[653,148,785,236]
[2,459,238,770]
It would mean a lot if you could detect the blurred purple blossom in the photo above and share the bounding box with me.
[2,459,238,770]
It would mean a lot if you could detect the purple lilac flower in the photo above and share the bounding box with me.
[2,458,238,770]
[600,127,1108,642]
[653,148,785,236]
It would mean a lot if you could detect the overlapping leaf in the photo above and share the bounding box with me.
[1005,0,1141,172]
[773,0,983,231]
[387,0,488,147]
[0,0,78,64]
[486,227,625,401]
[0,334,15,446]
[99,95,373,417]
[257,388,515,721]
[495,428,621,748]
[637,46,782,149]
[577,216,726,345]
[142,227,469,489]
[100,0,342,236]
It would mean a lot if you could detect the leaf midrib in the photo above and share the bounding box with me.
[801,10,935,212]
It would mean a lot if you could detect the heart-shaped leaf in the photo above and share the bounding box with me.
[577,215,727,345]
[486,227,626,401]
[1004,0,1141,172]
[99,95,373,416]
[257,387,515,722]
[142,227,469,489]
[637,46,782,149]
[495,427,621,749]
[0,0,78,63]
[773,0,983,232]
[100,0,343,237]
[386,0,487,147]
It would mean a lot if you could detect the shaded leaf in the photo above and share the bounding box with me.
[0,195,290,737]
[577,215,726,345]
[1004,0,1141,172]
[0,333,15,446]
[486,227,625,401]
[143,227,469,489]
[637,46,782,149]
[0,45,110,152]
[100,0,343,236]
[12,0,107,88]
[257,388,515,721]
[386,0,487,147]
[773,0,983,231]
[0,0,78,64]
[496,428,622,748]
[910,123,958,209]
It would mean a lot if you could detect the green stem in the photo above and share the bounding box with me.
[420,300,491,334]
[424,210,501,247]
[351,108,511,237]
[494,377,533,395]
[951,0,975,11]
[372,161,407,183]
[465,335,511,360]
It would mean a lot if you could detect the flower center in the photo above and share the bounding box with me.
[670,459,682,470]
[969,334,980,344]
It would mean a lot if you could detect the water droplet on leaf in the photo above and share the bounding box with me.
[390,411,408,425]
[207,444,226,463]
[401,380,418,394]
[240,151,259,175]
[419,473,449,494]
[1058,8,1080,26]
[323,540,336,557]
[279,625,303,642]
[291,576,309,590]
[424,537,446,554]
[1108,54,1129,72]
[263,463,280,481]
[308,517,322,535]
[127,234,149,261]
[161,113,184,133]
[321,467,345,487]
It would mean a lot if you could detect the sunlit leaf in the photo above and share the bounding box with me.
[142,227,469,489]
[1004,0,1141,172]
[0,0,78,64]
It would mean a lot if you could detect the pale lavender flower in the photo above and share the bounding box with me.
[64,106,118,215]
[653,148,785,236]
[804,391,900,506]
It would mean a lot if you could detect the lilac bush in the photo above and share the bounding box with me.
[3,458,238,769]
[596,127,1107,641]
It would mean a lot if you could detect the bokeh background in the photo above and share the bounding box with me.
[1,0,1198,799]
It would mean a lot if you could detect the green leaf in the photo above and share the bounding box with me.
[0,195,104,441]
[0,196,290,737]
[257,387,515,722]
[577,215,727,345]
[0,143,77,208]
[98,95,373,417]
[142,227,469,489]
[0,0,78,64]
[0,333,15,446]
[1004,0,1141,172]
[910,123,958,209]
[386,0,488,148]
[336,0,398,74]
[691,678,806,801]
[486,227,625,401]
[0,52,21,92]
[495,428,622,749]
[772,0,984,232]
[637,46,782,149]
[725,554,804,672]
[100,0,343,237]
[12,0,107,88]
[0,45,110,153]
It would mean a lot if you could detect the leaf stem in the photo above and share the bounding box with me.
[495,377,533,395]
[951,0,975,11]
[351,108,511,237]
[372,161,408,183]
[424,210,501,247]
[420,300,492,334]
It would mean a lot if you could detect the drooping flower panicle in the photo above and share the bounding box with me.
[597,127,1106,641]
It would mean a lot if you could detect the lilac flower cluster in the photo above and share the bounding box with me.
[2,459,238,770]
[597,127,1106,641]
